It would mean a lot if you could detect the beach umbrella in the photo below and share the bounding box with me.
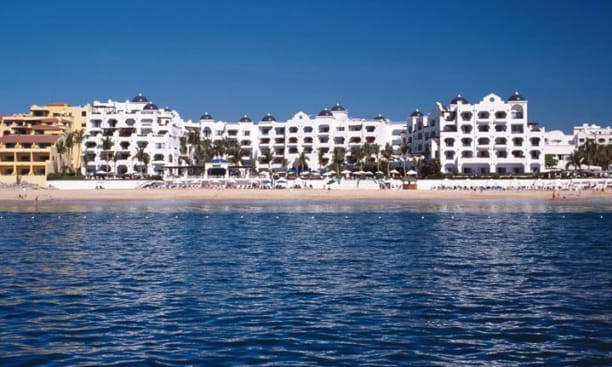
[389,169,400,174]
[341,169,352,175]
[407,169,417,175]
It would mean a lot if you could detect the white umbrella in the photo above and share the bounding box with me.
[407,169,417,175]
[327,170,336,174]
[389,169,400,174]
[341,169,352,175]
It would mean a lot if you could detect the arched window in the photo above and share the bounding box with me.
[510,105,524,119]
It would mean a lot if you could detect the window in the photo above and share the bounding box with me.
[478,111,490,119]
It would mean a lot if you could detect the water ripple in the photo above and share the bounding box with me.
[0,201,611,365]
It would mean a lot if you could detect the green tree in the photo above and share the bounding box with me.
[212,138,228,158]
[55,139,67,175]
[227,144,246,177]
[421,158,441,178]
[318,148,329,170]
[72,129,85,175]
[331,147,346,174]
[579,140,598,167]
[370,143,380,172]
[260,150,274,171]
[81,153,90,176]
[133,146,150,176]
[545,154,559,170]
[399,141,411,177]
[382,143,394,175]
[348,145,365,170]
[594,144,612,170]
[101,136,114,174]
[296,151,310,173]
[565,151,582,171]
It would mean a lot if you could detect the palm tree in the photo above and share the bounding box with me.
[566,151,583,171]
[382,143,394,175]
[227,144,246,177]
[296,151,309,173]
[370,143,381,172]
[318,148,329,170]
[579,140,598,167]
[55,140,67,175]
[260,150,274,171]
[64,132,74,174]
[349,145,364,171]
[81,153,90,177]
[331,147,346,174]
[212,138,228,159]
[133,146,150,176]
[72,129,85,175]
[399,141,411,177]
[594,144,612,170]
[101,136,114,174]
[193,138,213,169]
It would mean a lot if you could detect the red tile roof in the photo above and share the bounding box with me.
[0,135,60,144]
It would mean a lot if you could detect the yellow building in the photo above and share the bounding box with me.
[0,102,89,186]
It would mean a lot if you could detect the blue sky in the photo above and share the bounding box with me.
[1,0,611,132]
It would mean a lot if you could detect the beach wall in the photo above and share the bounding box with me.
[416,178,611,190]
[47,180,149,190]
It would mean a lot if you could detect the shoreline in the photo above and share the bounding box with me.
[2,187,612,203]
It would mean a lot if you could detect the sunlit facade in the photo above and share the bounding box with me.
[0,102,88,186]
[192,104,406,171]
[81,94,185,177]
[407,92,545,175]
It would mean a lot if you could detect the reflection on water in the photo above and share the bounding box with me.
[2,198,612,214]
[0,200,611,365]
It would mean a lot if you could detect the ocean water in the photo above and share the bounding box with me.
[0,199,611,366]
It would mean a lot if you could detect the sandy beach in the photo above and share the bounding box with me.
[2,187,612,203]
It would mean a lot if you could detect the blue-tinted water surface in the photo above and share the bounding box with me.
[1,199,611,366]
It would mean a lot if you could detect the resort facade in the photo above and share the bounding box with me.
[1,92,610,186]
[186,104,406,172]
[82,94,185,177]
[0,103,87,186]
[407,92,545,175]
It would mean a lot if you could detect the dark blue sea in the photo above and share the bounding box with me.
[1,199,611,366]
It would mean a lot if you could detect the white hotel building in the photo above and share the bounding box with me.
[82,94,185,177]
[188,104,407,171]
[573,123,612,147]
[407,92,545,175]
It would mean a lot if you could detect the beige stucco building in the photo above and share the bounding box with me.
[0,102,89,186]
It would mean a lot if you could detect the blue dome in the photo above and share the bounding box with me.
[331,103,346,112]
[164,107,172,112]
[374,113,386,121]
[508,91,526,101]
[132,93,149,103]
[261,113,276,122]
[239,115,252,122]
[318,108,333,117]
[410,109,424,117]
[143,103,158,110]
[450,94,469,105]
[200,112,214,120]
